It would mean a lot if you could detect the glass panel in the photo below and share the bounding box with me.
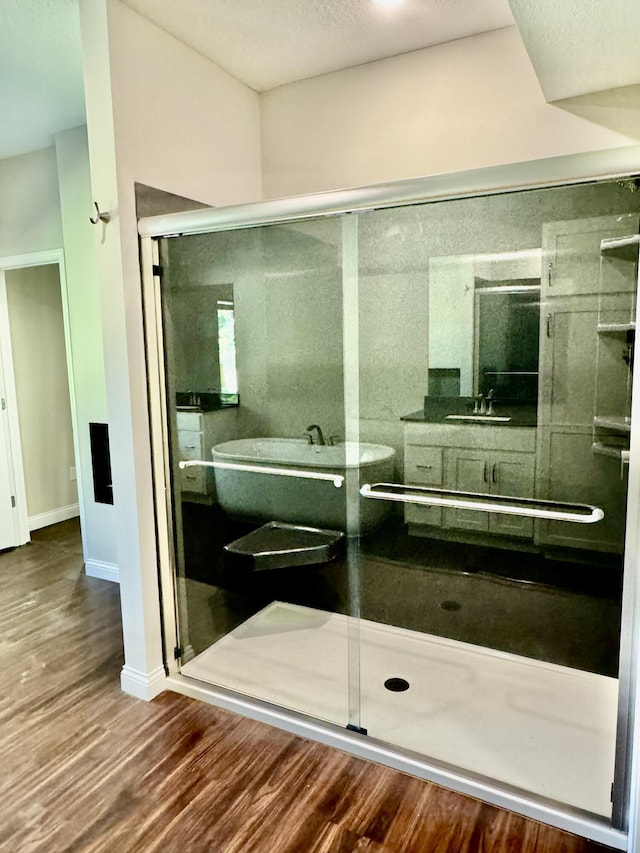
[356,180,639,818]
[158,218,361,728]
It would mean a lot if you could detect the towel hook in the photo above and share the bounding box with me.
[89,201,111,225]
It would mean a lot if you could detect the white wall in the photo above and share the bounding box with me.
[0,148,62,256]
[260,27,637,199]
[55,126,118,575]
[165,223,344,442]
[5,265,77,524]
[0,140,118,575]
[79,0,263,698]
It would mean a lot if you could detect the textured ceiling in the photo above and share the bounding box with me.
[2,0,640,163]
[510,0,640,102]
[0,0,85,159]
[119,0,516,92]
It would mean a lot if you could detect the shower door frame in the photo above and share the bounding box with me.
[139,145,640,851]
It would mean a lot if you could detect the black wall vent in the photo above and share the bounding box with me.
[89,422,114,505]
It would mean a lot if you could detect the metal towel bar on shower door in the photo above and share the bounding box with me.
[359,483,604,524]
[179,459,344,488]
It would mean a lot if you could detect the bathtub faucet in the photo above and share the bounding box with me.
[305,424,326,445]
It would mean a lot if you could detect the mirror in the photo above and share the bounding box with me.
[168,282,239,408]
[428,249,541,400]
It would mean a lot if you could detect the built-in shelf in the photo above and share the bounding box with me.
[592,441,631,464]
[597,321,636,334]
[593,415,632,432]
[600,234,640,260]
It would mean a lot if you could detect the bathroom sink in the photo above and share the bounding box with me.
[445,414,512,423]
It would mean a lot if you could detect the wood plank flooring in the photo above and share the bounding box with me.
[0,520,616,852]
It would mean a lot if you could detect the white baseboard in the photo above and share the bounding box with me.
[29,503,79,531]
[121,664,167,701]
[85,559,120,583]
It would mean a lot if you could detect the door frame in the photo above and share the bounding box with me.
[0,249,83,546]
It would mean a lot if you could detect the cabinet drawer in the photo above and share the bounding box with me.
[178,465,206,494]
[404,446,443,486]
[178,429,203,460]
[405,503,442,527]
[177,411,202,431]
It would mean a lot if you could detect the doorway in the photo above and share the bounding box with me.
[0,251,80,551]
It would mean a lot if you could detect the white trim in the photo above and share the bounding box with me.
[28,503,79,531]
[615,243,640,842]
[0,250,66,271]
[138,145,640,238]
[166,673,626,850]
[85,559,119,583]
[0,271,30,545]
[120,664,167,700]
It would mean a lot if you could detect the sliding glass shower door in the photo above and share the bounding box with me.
[350,181,637,818]
[155,216,365,730]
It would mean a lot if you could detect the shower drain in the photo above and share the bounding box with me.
[384,677,410,692]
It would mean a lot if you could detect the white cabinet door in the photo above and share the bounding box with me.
[538,431,626,553]
[489,452,535,539]
[542,214,638,298]
[404,445,443,527]
[445,451,490,533]
[444,449,535,538]
[539,304,599,430]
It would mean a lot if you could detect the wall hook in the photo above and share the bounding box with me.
[89,201,111,225]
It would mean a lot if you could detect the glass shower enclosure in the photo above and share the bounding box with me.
[139,165,640,844]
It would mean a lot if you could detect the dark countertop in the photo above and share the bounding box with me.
[401,396,537,427]
[176,391,239,411]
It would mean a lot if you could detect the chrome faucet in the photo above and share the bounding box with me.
[306,424,326,445]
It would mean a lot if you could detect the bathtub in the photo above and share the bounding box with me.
[212,438,396,534]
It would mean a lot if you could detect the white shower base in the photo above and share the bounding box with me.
[181,600,617,818]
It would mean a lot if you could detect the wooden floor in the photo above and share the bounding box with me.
[0,520,616,853]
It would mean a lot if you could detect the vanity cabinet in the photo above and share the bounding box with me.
[176,411,211,496]
[404,424,536,541]
[447,449,535,538]
[176,410,239,500]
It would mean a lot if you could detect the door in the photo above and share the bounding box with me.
[354,189,624,821]
[149,216,362,732]
[489,451,535,538]
[445,451,489,532]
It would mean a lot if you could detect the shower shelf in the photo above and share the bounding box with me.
[360,483,604,524]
